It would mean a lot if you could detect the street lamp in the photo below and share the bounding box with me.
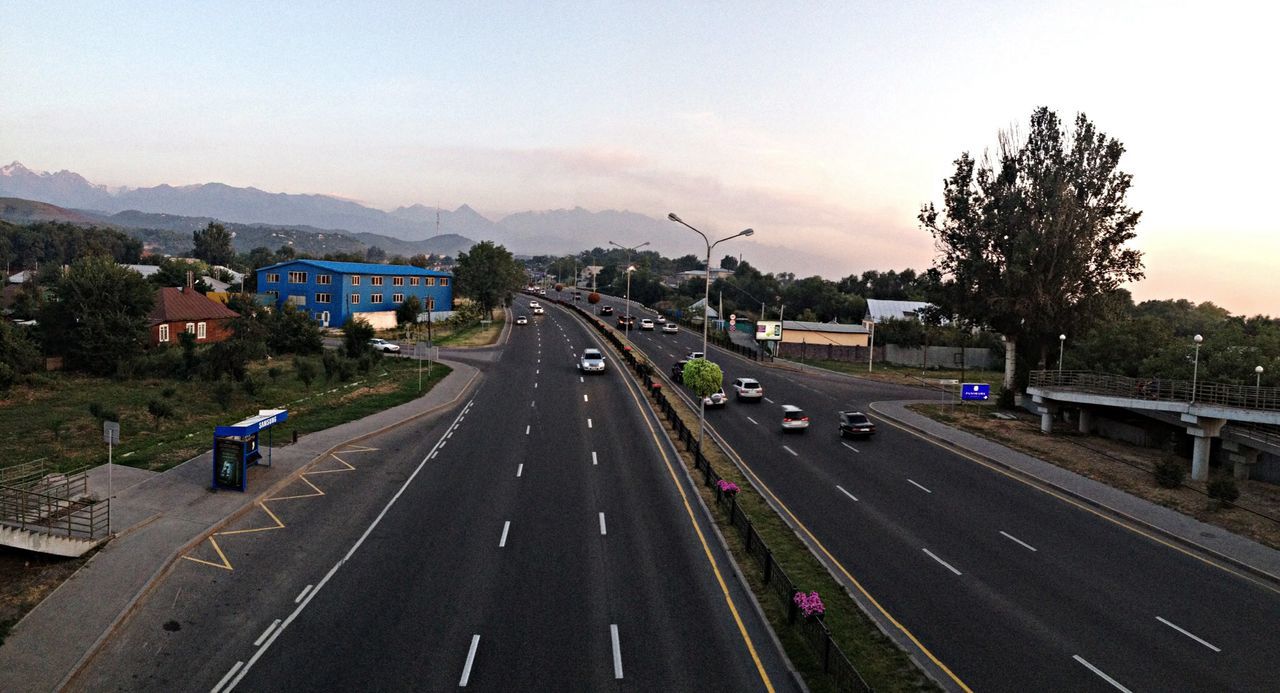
[668,212,754,452]
[1191,334,1203,403]
[609,240,649,335]
[1058,334,1066,373]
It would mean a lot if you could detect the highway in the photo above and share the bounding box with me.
[586,290,1280,692]
[73,296,796,692]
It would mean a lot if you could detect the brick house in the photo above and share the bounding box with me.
[149,286,239,346]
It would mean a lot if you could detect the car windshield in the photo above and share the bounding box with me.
[846,414,869,424]
[583,350,602,359]
[784,409,805,419]
[741,380,758,388]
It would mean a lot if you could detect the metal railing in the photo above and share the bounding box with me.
[0,485,109,540]
[1030,370,1280,412]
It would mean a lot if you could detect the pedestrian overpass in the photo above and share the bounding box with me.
[1026,370,1280,481]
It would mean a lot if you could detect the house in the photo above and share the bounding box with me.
[780,320,870,347]
[254,259,454,329]
[149,283,239,347]
[864,299,935,325]
[676,268,736,283]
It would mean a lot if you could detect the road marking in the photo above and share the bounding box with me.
[842,442,860,453]
[836,485,859,501]
[536,369,539,375]
[746,416,758,425]
[580,376,584,383]
[525,425,530,435]
[610,624,624,679]
[430,450,438,459]
[253,619,281,647]
[592,451,598,466]
[531,400,535,408]
[587,418,593,428]
[1073,655,1132,692]
[599,512,607,535]
[782,445,798,456]
[1000,531,1038,552]
[534,382,538,389]
[499,521,511,547]
[1156,616,1221,652]
[446,430,453,439]
[584,394,589,402]
[294,584,312,604]
[516,464,524,477]
[763,397,774,403]
[922,548,962,576]
[907,478,932,494]
[211,661,244,693]
[459,634,481,687]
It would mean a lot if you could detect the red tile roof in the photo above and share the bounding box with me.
[149,287,240,324]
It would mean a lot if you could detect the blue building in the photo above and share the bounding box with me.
[255,259,453,328]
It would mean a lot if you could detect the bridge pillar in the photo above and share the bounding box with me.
[1222,441,1261,481]
[1181,415,1226,482]
[1077,408,1094,434]
[1031,395,1058,434]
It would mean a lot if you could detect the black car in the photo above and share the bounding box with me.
[839,411,876,438]
[617,315,636,329]
[671,359,689,383]
[601,306,614,316]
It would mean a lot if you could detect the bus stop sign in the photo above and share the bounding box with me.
[961,383,990,401]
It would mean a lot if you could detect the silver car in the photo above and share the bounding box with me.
[579,348,606,373]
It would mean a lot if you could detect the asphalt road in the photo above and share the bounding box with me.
[587,290,1280,692]
[75,295,796,692]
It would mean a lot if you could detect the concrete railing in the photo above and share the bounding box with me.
[1030,370,1280,412]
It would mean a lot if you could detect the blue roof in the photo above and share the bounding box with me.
[257,259,449,276]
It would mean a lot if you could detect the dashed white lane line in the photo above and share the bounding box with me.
[1000,530,1037,552]
[1073,655,1132,692]
[580,376,584,383]
[922,548,962,576]
[587,418,593,429]
[1156,617,1221,652]
[836,485,858,501]
[253,619,281,647]
[782,445,798,457]
[584,394,589,402]
[841,442,860,453]
[531,400,535,408]
[525,425,531,435]
[907,478,932,494]
[211,661,244,693]
[499,521,511,547]
[294,584,313,604]
[534,382,538,389]
[592,451,598,465]
[516,463,524,477]
[610,624,624,679]
[599,512,607,535]
[746,416,758,425]
[459,634,481,687]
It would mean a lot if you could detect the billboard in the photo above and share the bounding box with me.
[756,320,783,341]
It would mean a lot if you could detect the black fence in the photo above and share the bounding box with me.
[552,297,870,692]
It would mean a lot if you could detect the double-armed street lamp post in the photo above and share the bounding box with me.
[609,240,649,336]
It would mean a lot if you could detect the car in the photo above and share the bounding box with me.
[369,338,400,353]
[538,288,547,296]
[617,315,635,329]
[686,351,705,360]
[532,306,545,315]
[781,405,809,432]
[732,377,763,401]
[579,348,607,373]
[662,322,679,334]
[515,315,529,325]
[574,291,582,300]
[529,300,541,308]
[671,359,689,383]
[639,318,655,330]
[601,306,614,316]
[703,389,729,409]
[839,411,876,438]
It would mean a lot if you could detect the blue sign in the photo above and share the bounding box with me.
[961,383,990,401]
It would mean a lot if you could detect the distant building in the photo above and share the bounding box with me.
[149,285,239,346]
[676,268,735,283]
[781,320,870,347]
[864,299,935,325]
[255,259,453,329]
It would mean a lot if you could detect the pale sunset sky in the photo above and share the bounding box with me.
[2,1,1276,315]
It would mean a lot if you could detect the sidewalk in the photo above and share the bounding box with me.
[872,400,1280,583]
[0,359,481,693]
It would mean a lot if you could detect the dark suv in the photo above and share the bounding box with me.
[839,411,876,438]
[617,315,636,329]
[601,306,614,316]
[671,359,689,383]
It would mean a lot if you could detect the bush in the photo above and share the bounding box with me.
[294,356,317,390]
[147,398,175,423]
[1207,476,1240,508]
[267,366,282,381]
[241,373,259,396]
[1154,458,1186,488]
[321,350,341,382]
[162,386,176,398]
[88,402,120,422]
[211,379,234,411]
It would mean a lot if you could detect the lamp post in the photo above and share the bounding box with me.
[609,240,649,335]
[1257,365,1265,388]
[667,212,754,452]
[1058,334,1066,374]
[1191,334,1203,403]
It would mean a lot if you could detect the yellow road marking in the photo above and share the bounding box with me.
[307,453,357,474]
[181,536,233,571]
[340,445,379,453]
[217,502,286,536]
[267,475,326,501]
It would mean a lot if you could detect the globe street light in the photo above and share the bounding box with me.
[1191,334,1204,403]
[609,240,649,335]
[1257,365,1265,388]
[1058,334,1067,374]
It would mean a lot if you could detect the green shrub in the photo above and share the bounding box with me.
[211,379,234,411]
[147,399,175,423]
[161,386,177,398]
[1154,458,1186,488]
[294,356,317,390]
[88,402,120,422]
[1207,476,1240,508]
[241,373,259,396]
[267,366,282,381]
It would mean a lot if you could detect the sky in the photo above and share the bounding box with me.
[2,1,1277,315]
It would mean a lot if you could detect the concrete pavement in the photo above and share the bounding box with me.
[0,358,481,693]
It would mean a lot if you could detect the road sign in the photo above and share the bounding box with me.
[961,383,990,401]
[103,420,120,445]
[729,313,737,328]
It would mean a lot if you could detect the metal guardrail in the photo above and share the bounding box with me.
[1030,370,1280,412]
[0,485,109,540]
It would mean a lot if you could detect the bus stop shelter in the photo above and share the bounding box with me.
[212,409,288,491]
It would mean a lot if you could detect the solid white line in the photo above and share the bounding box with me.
[1073,655,1133,692]
[764,397,774,404]
[922,548,962,576]
[610,624,623,679]
[1156,617,1221,652]
[782,445,798,457]
[499,521,511,547]
[599,512,607,535]
[459,634,481,687]
[587,418,593,428]
[294,584,312,604]
[836,485,858,502]
[525,425,530,435]
[907,478,932,494]
[211,661,244,693]
[584,394,589,402]
[746,416,758,425]
[516,464,523,477]
[253,619,281,647]
[592,451,598,466]
[841,442,860,453]
[1000,530,1038,552]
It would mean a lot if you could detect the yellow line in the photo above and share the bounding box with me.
[217,502,286,536]
[182,535,233,571]
[267,475,326,501]
[873,409,1280,596]
[616,352,775,692]
[340,445,379,453]
[307,453,357,474]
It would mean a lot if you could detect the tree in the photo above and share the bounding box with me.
[39,255,156,375]
[396,295,422,326]
[682,358,724,399]
[192,222,235,266]
[0,320,41,390]
[408,254,431,268]
[719,255,739,271]
[919,107,1144,396]
[365,245,387,262]
[453,241,525,314]
[343,317,375,357]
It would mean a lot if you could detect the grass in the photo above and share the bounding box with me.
[0,355,451,475]
[801,358,1003,392]
[377,308,504,348]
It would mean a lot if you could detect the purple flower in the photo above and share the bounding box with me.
[717,479,740,495]
[793,590,825,617]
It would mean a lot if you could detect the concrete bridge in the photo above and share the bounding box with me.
[1026,370,1280,481]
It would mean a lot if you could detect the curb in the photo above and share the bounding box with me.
[869,401,1280,589]
[58,361,482,691]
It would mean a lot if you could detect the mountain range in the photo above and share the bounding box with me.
[0,161,699,259]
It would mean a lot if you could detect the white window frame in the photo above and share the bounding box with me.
[287,271,308,284]
[425,277,436,286]
[185,322,196,334]
[316,274,332,285]
[371,276,384,286]
[350,294,360,304]
[393,293,404,303]
[440,277,450,286]
[266,273,279,283]
[409,277,420,286]
[371,293,383,304]
[197,322,207,339]
[315,292,331,304]
[159,324,170,342]
[351,275,361,286]
[393,276,404,286]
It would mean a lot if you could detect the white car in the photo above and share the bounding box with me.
[369,338,400,353]
[579,348,606,373]
[732,377,763,401]
[703,389,728,409]
[515,315,529,325]
[639,318,655,330]
[529,300,541,308]
[532,306,545,315]
[686,351,705,360]
[781,405,809,431]
[662,322,679,334]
